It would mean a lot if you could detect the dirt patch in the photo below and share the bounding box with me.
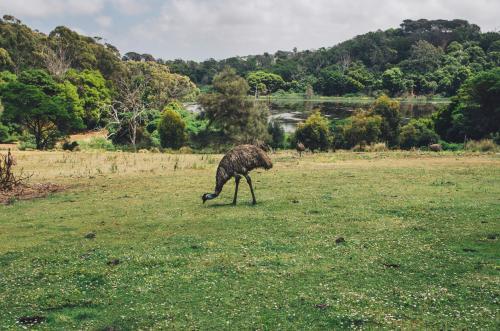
[69,129,108,142]
[0,183,64,204]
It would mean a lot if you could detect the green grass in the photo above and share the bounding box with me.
[0,151,499,329]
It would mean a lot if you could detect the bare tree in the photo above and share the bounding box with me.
[339,52,352,73]
[107,74,151,151]
[42,39,72,79]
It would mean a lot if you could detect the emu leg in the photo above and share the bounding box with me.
[244,174,257,205]
[233,175,241,205]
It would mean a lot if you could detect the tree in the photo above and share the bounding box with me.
[42,37,72,79]
[339,111,382,148]
[400,118,439,149]
[382,67,406,96]
[267,121,285,149]
[405,40,444,73]
[124,61,198,110]
[0,48,13,71]
[295,110,332,151]
[372,95,401,146]
[107,66,151,150]
[65,69,111,128]
[246,71,285,95]
[158,104,187,149]
[435,67,500,141]
[199,67,269,144]
[0,82,82,149]
[316,68,364,96]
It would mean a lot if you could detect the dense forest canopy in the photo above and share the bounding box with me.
[158,19,500,97]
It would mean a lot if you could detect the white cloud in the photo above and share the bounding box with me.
[110,0,150,15]
[1,0,499,60]
[96,15,112,28]
[0,0,105,18]
[125,0,500,60]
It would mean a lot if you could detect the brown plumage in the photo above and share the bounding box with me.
[296,142,305,157]
[202,144,273,205]
[429,143,443,152]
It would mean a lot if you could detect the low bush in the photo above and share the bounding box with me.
[0,123,10,143]
[158,105,187,149]
[295,110,332,151]
[465,139,498,152]
[267,121,285,149]
[400,118,439,149]
[18,133,36,151]
[78,137,115,151]
[440,141,464,151]
[62,141,79,151]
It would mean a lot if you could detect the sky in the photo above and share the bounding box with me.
[1,0,499,61]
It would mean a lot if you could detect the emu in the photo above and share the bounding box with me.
[296,142,305,157]
[202,145,273,205]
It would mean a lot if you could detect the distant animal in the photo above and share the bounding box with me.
[429,143,443,152]
[296,142,305,157]
[202,144,273,205]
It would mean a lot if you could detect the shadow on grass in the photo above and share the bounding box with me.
[205,201,261,208]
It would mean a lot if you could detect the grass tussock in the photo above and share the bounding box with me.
[465,139,499,152]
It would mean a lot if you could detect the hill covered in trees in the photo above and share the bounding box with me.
[162,19,500,97]
[0,16,498,151]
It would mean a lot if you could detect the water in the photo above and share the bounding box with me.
[185,100,443,133]
[266,99,442,132]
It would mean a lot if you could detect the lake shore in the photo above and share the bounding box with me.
[256,94,451,105]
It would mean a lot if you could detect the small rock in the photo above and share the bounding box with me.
[18,316,45,325]
[84,232,96,239]
[383,263,400,269]
[463,248,477,252]
[335,237,345,244]
[107,259,120,266]
[315,303,329,309]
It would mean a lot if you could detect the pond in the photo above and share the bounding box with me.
[266,99,444,133]
[185,99,447,133]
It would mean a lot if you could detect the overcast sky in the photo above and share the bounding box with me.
[1,0,499,61]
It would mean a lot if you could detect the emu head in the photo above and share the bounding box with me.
[202,193,218,204]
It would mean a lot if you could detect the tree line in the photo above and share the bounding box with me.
[0,16,498,152]
[0,16,198,150]
[161,19,499,98]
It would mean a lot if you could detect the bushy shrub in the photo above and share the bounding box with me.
[440,141,464,151]
[295,110,332,151]
[267,121,285,149]
[372,95,401,147]
[365,142,388,152]
[158,106,187,149]
[78,137,115,151]
[0,123,10,143]
[465,139,498,152]
[400,118,439,149]
[338,111,382,149]
[18,133,36,150]
[62,141,79,151]
[179,146,193,154]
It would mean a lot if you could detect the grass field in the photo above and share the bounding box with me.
[0,150,499,329]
